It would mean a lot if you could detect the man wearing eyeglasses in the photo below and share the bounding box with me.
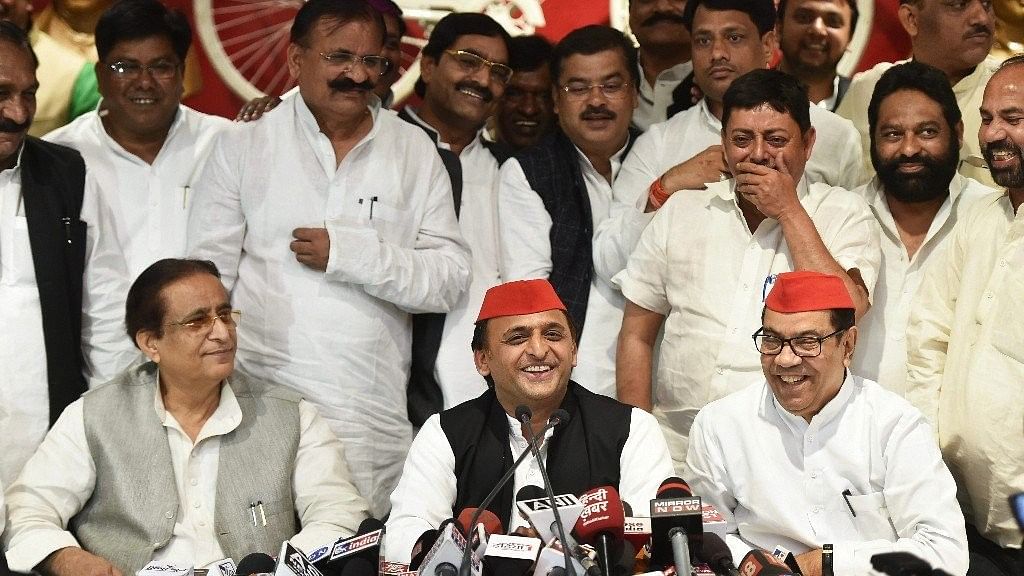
[686,270,968,576]
[3,258,369,576]
[187,0,470,518]
[396,12,514,422]
[44,0,229,279]
[496,25,641,399]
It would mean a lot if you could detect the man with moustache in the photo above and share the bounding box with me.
[187,0,470,517]
[45,0,230,279]
[498,25,640,398]
[687,271,968,576]
[628,0,694,130]
[493,35,554,151]
[851,62,993,396]
[775,0,858,111]
[906,55,1024,576]
[836,0,1000,186]
[614,70,879,469]
[592,0,863,289]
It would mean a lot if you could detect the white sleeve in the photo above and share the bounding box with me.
[4,400,96,572]
[831,116,868,190]
[613,197,675,316]
[80,173,140,386]
[618,408,675,515]
[290,400,371,556]
[815,188,882,295]
[830,411,968,576]
[497,159,553,281]
[385,415,457,564]
[323,149,471,314]
[591,129,660,285]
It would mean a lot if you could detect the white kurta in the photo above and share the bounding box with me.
[400,108,504,409]
[851,174,993,395]
[906,191,1024,548]
[385,405,674,563]
[186,96,471,517]
[687,375,968,576]
[835,57,999,188]
[44,105,231,278]
[0,156,135,489]
[497,142,629,398]
[632,59,693,132]
[3,378,368,571]
[613,178,880,465]
[593,98,866,284]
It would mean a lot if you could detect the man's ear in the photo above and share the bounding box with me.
[136,330,161,363]
[474,348,491,378]
[898,2,919,38]
[841,325,858,367]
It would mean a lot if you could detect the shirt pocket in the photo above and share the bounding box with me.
[363,199,414,247]
[991,272,1024,365]
[846,491,898,541]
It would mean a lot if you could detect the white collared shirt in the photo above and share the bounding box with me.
[3,376,368,571]
[497,141,630,398]
[632,58,693,132]
[613,178,880,463]
[385,405,674,563]
[186,95,470,517]
[44,105,231,278]
[687,375,968,576]
[593,98,866,285]
[851,174,993,395]
[836,57,1000,188]
[0,151,137,488]
[906,191,1024,547]
[400,108,504,409]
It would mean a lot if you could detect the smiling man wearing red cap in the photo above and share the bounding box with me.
[686,271,967,576]
[385,279,674,563]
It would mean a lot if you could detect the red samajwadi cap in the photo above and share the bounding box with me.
[765,271,855,313]
[476,279,567,323]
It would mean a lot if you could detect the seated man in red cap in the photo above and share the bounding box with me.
[386,279,674,563]
[686,271,968,576]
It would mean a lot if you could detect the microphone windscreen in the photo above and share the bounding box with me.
[698,533,735,572]
[517,485,546,503]
[357,517,385,534]
[622,502,633,516]
[575,486,625,544]
[458,508,504,537]
[410,529,440,570]
[236,552,276,575]
[739,549,796,576]
[551,409,570,425]
[656,477,693,499]
[340,557,377,576]
[516,405,533,421]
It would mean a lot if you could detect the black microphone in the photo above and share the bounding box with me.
[340,557,377,576]
[236,552,276,575]
[314,517,385,576]
[649,477,703,574]
[456,411,568,576]
[410,528,441,569]
[697,534,739,576]
[517,405,576,576]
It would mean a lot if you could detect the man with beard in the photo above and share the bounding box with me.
[906,55,1024,576]
[851,62,993,396]
[187,0,470,517]
[836,0,1000,187]
[398,12,513,421]
[498,25,640,398]
[628,0,694,130]
[776,0,858,111]
[493,35,554,151]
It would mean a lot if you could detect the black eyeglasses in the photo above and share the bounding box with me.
[559,81,632,101]
[752,327,847,357]
[443,49,514,85]
[106,60,181,80]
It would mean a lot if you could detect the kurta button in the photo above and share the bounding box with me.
[165,511,173,519]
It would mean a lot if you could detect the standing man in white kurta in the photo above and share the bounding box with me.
[498,25,641,398]
[186,0,471,517]
[44,0,230,279]
[614,69,879,469]
[850,62,993,395]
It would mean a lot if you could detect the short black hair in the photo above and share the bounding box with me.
[96,0,192,63]
[368,0,406,36]
[509,35,553,73]
[550,25,640,89]
[126,259,222,346]
[290,0,385,48]
[777,0,859,38]
[722,69,812,134]
[683,0,776,36]
[868,61,961,152]
[415,12,511,97]
[0,20,37,68]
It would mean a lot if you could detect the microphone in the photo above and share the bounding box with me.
[516,486,585,544]
[340,557,377,576]
[410,529,441,570]
[870,551,954,576]
[457,508,504,553]
[483,534,543,576]
[517,405,576,576]
[575,486,625,576]
[621,502,651,554]
[771,546,802,575]
[274,541,325,576]
[420,519,482,576]
[314,517,386,576]
[456,411,568,576]
[737,550,795,576]
[532,542,586,576]
[236,553,276,575]
[137,561,194,576]
[649,477,702,575]
[697,534,738,576]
